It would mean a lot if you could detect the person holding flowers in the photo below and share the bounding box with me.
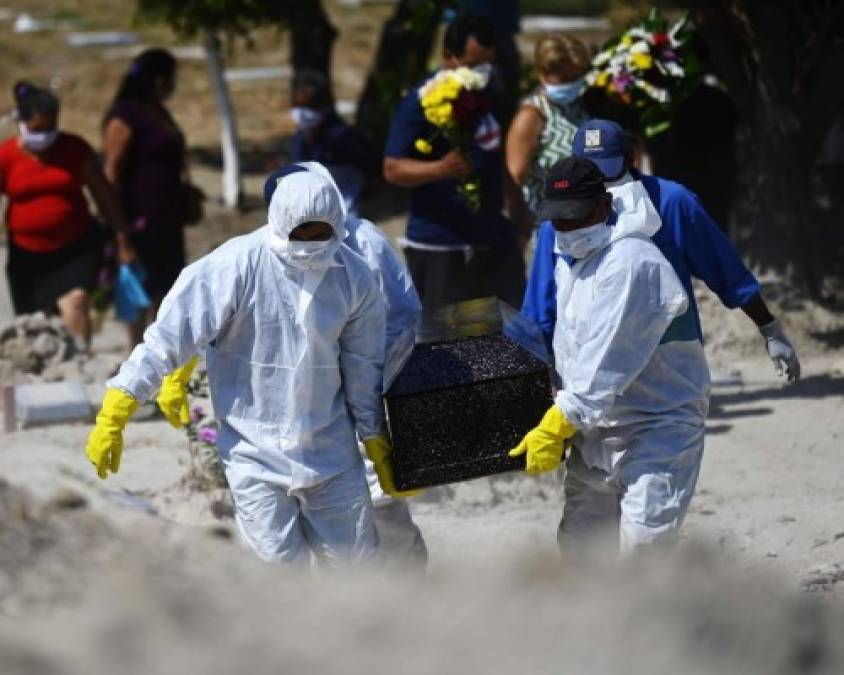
[506,34,592,223]
[383,12,526,313]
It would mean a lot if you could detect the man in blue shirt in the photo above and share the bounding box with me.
[523,119,801,382]
[383,13,526,312]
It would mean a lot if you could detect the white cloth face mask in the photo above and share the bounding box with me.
[471,62,493,87]
[19,122,58,151]
[270,235,338,270]
[554,221,611,259]
[290,107,326,131]
[289,239,334,261]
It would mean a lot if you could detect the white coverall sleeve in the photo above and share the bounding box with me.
[556,252,688,429]
[340,275,388,440]
[108,254,244,402]
[376,243,421,388]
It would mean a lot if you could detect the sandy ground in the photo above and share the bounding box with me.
[1,300,843,674]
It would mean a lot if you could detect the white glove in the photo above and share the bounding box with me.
[759,319,800,383]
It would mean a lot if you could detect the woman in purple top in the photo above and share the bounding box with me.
[103,49,194,346]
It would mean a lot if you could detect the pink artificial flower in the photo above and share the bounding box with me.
[191,405,205,422]
[613,71,634,93]
[198,427,218,444]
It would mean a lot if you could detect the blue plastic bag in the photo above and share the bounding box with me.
[115,263,151,323]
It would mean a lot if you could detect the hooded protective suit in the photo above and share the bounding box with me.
[291,162,421,389]
[109,170,387,564]
[270,161,428,568]
[552,182,710,552]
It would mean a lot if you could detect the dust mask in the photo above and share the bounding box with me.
[291,107,325,131]
[554,221,612,259]
[19,122,58,151]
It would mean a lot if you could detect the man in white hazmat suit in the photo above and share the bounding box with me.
[263,162,429,568]
[85,169,394,566]
[510,156,710,552]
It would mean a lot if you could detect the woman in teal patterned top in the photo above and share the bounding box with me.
[506,34,591,221]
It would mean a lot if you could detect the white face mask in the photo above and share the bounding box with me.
[18,122,58,151]
[554,221,611,259]
[470,62,493,88]
[290,107,326,131]
[270,235,338,270]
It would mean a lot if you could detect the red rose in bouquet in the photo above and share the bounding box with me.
[451,89,491,131]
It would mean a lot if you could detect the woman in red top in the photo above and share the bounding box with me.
[0,82,133,349]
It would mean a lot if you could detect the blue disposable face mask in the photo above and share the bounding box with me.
[545,78,585,106]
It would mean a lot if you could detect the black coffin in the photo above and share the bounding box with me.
[385,332,553,491]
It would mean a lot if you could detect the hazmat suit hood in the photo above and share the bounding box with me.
[607,178,662,243]
[293,161,359,242]
[267,170,347,269]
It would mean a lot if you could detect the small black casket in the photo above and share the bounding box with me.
[384,298,553,491]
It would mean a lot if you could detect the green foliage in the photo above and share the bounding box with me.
[135,0,289,38]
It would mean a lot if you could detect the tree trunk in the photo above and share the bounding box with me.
[355,0,448,151]
[288,0,338,80]
[204,32,242,210]
[684,0,844,301]
[735,103,827,301]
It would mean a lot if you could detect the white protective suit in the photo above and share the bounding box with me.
[109,171,387,565]
[553,180,711,552]
[289,161,428,568]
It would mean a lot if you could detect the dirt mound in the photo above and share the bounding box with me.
[0,479,114,613]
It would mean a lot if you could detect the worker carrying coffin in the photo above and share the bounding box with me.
[84,169,395,567]
[510,156,710,553]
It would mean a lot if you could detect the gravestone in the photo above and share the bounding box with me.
[384,298,552,491]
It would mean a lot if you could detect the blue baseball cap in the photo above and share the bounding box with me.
[263,163,309,206]
[572,119,627,180]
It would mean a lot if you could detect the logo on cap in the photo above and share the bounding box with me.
[554,180,570,189]
[585,129,601,148]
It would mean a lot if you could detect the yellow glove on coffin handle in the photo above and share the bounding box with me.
[85,388,140,480]
[509,405,576,475]
[363,433,423,498]
[156,356,199,429]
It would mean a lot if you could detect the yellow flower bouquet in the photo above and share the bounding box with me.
[414,67,492,212]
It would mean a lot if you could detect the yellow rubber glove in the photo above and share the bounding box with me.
[509,405,577,474]
[363,433,422,498]
[156,356,199,429]
[85,388,140,480]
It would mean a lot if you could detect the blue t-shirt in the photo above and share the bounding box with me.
[384,81,516,247]
[522,173,761,349]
